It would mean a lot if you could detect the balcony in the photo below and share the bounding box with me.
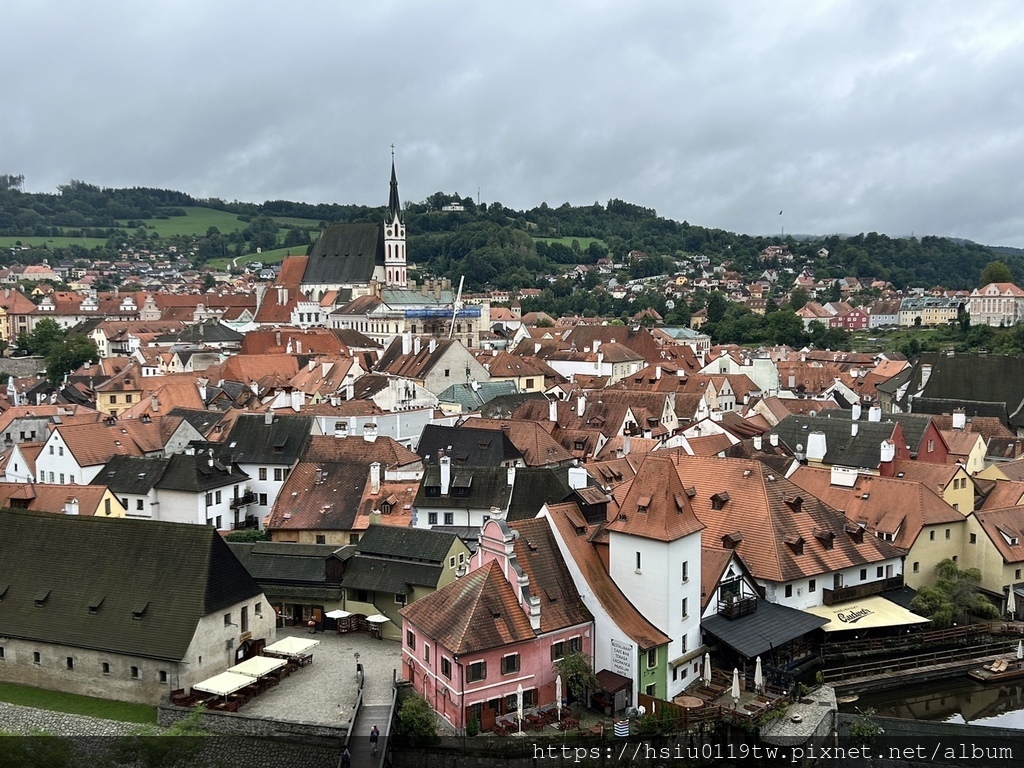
[232,515,260,531]
[717,595,758,619]
[229,490,258,509]
[822,575,903,606]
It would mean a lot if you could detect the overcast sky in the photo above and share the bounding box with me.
[4,1,1024,246]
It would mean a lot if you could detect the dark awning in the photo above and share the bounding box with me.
[596,669,631,693]
[701,599,828,659]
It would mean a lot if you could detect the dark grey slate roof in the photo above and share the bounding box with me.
[0,508,262,661]
[354,525,456,564]
[226,541,351,583]
[156,452,248,492]
[437,381,519,412]
[769,414,898,470]
[156,319,243,344]
[414,465,513,511]
[168,407,224,436]
[303,223,383,285]
[417,424,522,465]
[701,599,829,659]
[479,392,548,419]
[92,455,168,494]
[220,414,313,465]
[340,557,443,594]
[506,467,575,522]
[815,409,936,453]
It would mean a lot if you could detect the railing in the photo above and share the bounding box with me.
[230,490,258,509]
[822,640,1018,682]
[822,575,903,605]
[232,515,259,531]
[717,595,757,619]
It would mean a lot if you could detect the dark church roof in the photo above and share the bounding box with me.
[303,222,384,285]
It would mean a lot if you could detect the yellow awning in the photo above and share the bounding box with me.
[804,595,930,632]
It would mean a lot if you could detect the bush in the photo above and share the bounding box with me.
[466,717,479,737]
[394,695,440,747]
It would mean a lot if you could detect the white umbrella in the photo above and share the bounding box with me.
[1018,640,1023,661]
[365,614,390,623]
[754,657,764,694]
[1008,586,1017,618]
[325,609,351,619]
[517,683,524,735]
[731,668,740,709]
[702,653,712,686]
[555,674,562,722]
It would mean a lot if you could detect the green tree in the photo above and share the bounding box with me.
[706,292,728,324]
[18,317,64,356]
[910,558,1000,628]
[980,260,1014,286]
[553,651,598,712]
[45,334,99,387]
[788,286,810,311]
[394,695,440,746]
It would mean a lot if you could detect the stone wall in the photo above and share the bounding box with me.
[158,700,348,744]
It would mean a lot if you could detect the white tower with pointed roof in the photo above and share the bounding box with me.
[384,148,408,288]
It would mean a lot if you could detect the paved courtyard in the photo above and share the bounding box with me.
[238,627,401,726]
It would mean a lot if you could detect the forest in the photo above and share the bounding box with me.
[2,175,1022,300]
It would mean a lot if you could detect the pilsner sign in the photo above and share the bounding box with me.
[610,639,632,678]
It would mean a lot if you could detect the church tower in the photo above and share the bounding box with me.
[383,149,407,288]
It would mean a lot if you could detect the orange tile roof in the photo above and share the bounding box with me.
[56,417,179,467]
[0,482,116,516]
[977,480,1024,511]
[460,419,574,467]
[975,507,1024,564]
[605,454,704,542]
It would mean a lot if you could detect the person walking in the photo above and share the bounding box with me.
[370,724,380,756]
[341,746,351,768]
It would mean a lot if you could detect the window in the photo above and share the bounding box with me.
[104,499,111,514]
[646,683,657,696]
[0,647,4,660]
[110,395,117,404]
[569,636,582,654]
[126,395,133,403]
[860,569,867,581]
[395,593,407,605]
[241,606,248,633]
[681,598,688,618]
[259,493,267,506]
[215,490,222,504]
[785,584,793,598]
[49,445,54,455]
[349,533,359,544]
[501,653,520,674]
[929,530,935,541]
[255,602,263,617]
[458,552,465,565]
[274,468,284,482]
[647,648,657,669]
[551,641,566,661]
[441,657,452,679]
[1017,569,1022,580]
[224,613,232,627]
[136,499,144,510]
[448,556,456,568]
[66,656,74,670]
[444,513,454,525]
[423,645,430,663]
[444,369,451,378]
[58,447,63,456]
[33,652,41,665]
[877,567,884,578]
[59,474,64,484]
[315,535,326,544]
[102,661,110,674]
[159,670,167,684]
[131,666,140,679]
[833,573,843,589]
[681,561,689,582]
[928,439,934,452]
[913,562,920,573]
[259,468,267,481]
[429,513,439,526]
[467,661,486,682]
[407,630,416,650]
[945,528,951,540]
[635,552,642,572]
[808,579,816,593]
[679,635,687,654]
[205,492,213,507]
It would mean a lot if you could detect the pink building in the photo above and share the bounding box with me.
[400,518,594,732]
[828,307,870,330]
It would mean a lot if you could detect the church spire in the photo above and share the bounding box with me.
[387,145,401,224]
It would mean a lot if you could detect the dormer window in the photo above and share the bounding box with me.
[784,535,804,555]
[636,494,651,512]
[88,596,104,615]
[132,602,149,621]
[35,590,51,608]
[813,529,834,550]
[711,492,730,510]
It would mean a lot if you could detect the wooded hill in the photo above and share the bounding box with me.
[1,176,1021,293]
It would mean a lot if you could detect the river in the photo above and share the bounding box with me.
[839,678,1024,729]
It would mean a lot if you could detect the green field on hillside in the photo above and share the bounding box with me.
[272,215,324,229]
[206,245,297,270]
[532,236,606,250]
[0,236,109,250]
[117,207,250,237]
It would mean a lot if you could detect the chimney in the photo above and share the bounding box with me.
[868,404,882,422]
[470,379,479,392]
[428,338,437,353]
[534,342,541,354]
[290,389,304,412]
[440,455,451,495]
[198,380,207,402]
[880,438,896,464]
[952,408,966,430]
[346,381,355,401]
[208,455,215,468]
[64,498,80,516]
[295,340,302,354]
[623,433,632,455]
[769,433,779,447]
[507,466,516,487]
[753,434,762,450]
[851,422,859,437]
[370,462,381,495]
[549,399,558,423]
[150,394,159,413]
[806,431,827,463]
[275,330,281,347]
[851,401,862,421]
[576,393,586,417]
[528,595,541,632]
[593,340,601,354]
[919,363,933,390]
[413,337,421,355]
[568,465,587,490]
[788,375,796,388]
[362,423,378,443]
[655,365,661,380]
[434,283,441,300]
[402,332,412,355]
[265,409,274,426]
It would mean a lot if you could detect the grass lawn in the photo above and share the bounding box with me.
[0,682,156,724]
[271,215,323,229]
[117,207,250,238]
[0,236,108,250]
[205,245,297,270]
